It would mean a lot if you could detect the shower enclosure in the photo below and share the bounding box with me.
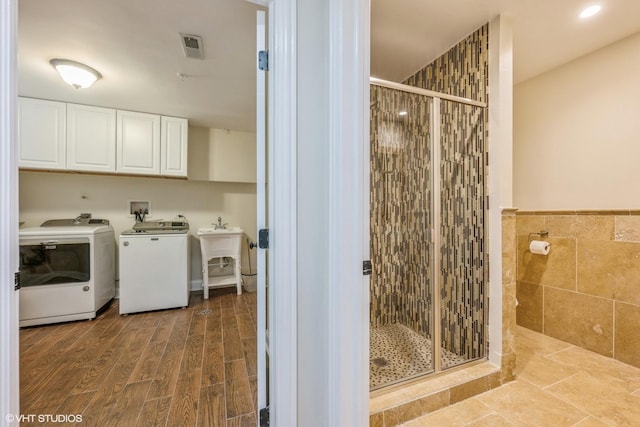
[369,79,487,390]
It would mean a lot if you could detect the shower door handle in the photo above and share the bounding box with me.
[363,260,372,275]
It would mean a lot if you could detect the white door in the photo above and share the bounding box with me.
[1,0,21,417]
[256,9,269,426]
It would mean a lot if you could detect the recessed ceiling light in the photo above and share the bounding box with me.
[579,5,601,19]
[398,111,408,116]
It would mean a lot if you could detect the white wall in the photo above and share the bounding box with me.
[187,126,210,181]
[189,127,257,183]
[488,15,513,367]
[210,129,257,183]
[514,32,640,210]
[18,171,257,290]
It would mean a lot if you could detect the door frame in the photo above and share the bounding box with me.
[267,0,298,425]
[255,5,270,420]
[0,0,371,424]
[268,0,369,423]
[325,0,370,424]
[0,0,20,421]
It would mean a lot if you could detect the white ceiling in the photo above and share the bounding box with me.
[372,0,640,83]
[18,0,640,133]
[18,0,265,132]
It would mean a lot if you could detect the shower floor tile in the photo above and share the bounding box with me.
[370,323,467,389]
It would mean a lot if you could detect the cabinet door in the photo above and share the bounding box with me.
[116,110,160,174]
[18,97,66,170]
[161,116,188,177]
[67,104,116,172]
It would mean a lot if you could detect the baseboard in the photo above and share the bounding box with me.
[191,279,203,292]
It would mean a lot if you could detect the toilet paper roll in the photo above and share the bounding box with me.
[529,240,551,255]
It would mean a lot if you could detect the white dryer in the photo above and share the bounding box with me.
[19,219,116,327]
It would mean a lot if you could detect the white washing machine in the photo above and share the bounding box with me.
[118,218,190,315]
[19,218,116,327]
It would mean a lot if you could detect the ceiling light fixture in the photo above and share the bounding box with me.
[579,4,602,19]
[50,59,102,89]
[399,111,408,116]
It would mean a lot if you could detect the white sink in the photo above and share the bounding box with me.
[198,226,244,297]
[197,227,243,235]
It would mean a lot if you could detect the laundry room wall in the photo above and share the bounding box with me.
[18,170,258,293]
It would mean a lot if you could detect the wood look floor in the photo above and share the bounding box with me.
[19,288,258,427]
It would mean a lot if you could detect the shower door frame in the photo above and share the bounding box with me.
[370,77,488,383]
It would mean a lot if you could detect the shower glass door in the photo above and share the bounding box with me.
[369,85,435,389]
[369,81,488,390]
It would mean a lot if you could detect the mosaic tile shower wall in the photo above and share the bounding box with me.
[439,100,487,361]
[404,24,489,103]
[370,85,433,337]
[369,24,489,366]
[405,25,489,362]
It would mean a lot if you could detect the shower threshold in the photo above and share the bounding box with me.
[370,323,467,390]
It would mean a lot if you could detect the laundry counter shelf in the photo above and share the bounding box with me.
[197,227,243,298]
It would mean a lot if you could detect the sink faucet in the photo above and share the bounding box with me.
[214,216,228,230]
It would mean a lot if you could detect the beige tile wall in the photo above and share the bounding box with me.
[516,211,640,368]
[501,209,518,382]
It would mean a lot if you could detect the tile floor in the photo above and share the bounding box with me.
[370,324,468,389]
[403,326,640,426]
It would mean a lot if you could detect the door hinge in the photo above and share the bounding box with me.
[258,50,269,71]
[363,260,372,276]
[259,228,269,249]
[15,271,21,291]
[259,406,270,427]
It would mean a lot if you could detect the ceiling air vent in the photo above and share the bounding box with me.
[180,33,204,59]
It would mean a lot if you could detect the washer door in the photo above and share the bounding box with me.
[19,239,90,287]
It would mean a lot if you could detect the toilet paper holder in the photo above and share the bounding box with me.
[528,230,549,241]
[528,230,551,253]
[528,231,551,256]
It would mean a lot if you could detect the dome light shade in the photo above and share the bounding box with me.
[50,59,102,89]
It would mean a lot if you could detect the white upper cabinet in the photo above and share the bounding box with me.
[19,97,187,177]
[18,98,67,170]
[116,110,161,175]
[161,116,188,177]
[66,103,116,172]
